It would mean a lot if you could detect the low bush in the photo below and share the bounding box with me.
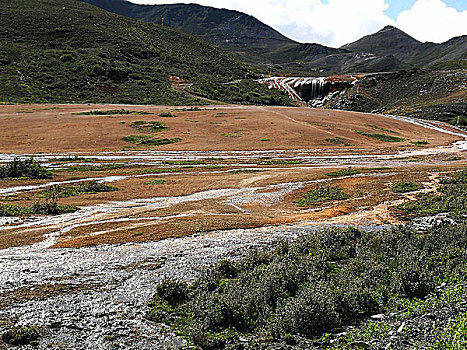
[0,202,78,216]
[147,224,467,348]
[392,181,420,193]
[41,181,118,198]
[295,185,349,206]
[1,326,40,346]
[355,130,405,142]
[0,158,52,179]
[398,169,467,221]
[130,121,167,133]
[123,135,182,146]
[77,109,132,115]
[326,169,360,177]
[158,112,176,118]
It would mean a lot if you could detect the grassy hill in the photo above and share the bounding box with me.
[0,0,291,105]
[79,0,297,65]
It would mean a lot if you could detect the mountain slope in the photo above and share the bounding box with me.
[342,26,422,61]
[342,25,467,68]
[0,0,265,104]
[77,0,424,74]
[79,0,296,63]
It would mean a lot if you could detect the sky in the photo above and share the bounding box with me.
[128,0,467,47]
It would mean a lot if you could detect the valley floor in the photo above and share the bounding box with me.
[0,104,465,349]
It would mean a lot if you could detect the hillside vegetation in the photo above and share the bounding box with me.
[79,1,467,75]
[0,0,290,105]
[323,69,467,123]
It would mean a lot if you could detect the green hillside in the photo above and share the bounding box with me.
[79,0,297,65]
[0,0,290,105]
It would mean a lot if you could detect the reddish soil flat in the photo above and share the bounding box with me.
[0,104,460,153]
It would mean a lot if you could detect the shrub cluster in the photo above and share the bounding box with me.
[295,185,349,206]
[130,121,167,133]
[148,224,467,348]
[0,202,78,217]
[399,168,467,221]
[41,181,118,198]
[355,130,405,142]
[1,327,40,346]
[123,135,182,146]
[392,181,420,193]
[0,158,52,179]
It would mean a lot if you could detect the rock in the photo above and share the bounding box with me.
[371,314,385,320]
[350,341,371,349]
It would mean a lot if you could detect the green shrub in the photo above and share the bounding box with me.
[295,186,349,206]
[392,181,420,193]
[398,169,467,220]
[355,130,405,142]
[155,279,189,306]
[130,121,167,133]
[41,181,118,198]
[77,109,131,115]
[0,158,52,179]
[123,135,182,146]
[147,223,467,347]
[1,326,40,346]
[326,169,360,177]
[158,112,176,118]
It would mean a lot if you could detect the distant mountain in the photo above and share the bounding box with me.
[77,0,466,74]
[0,0,292,105]
[78,0,410,74]
[342,26,422,61]
[342,25,467,69]
[78,0,296,63]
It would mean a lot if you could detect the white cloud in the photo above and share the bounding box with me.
[129,0,467,46]
[395,0,467,43]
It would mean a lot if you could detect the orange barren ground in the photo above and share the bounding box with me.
[0,104,464,249]
[0,104,459,153]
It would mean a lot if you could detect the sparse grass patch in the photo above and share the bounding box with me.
[411,140,430,146]
[64,164,125,172]
[130,121,167,133]
[392,181,420,193]
[77,109,131,116]
[41,181,118,198]
[295,185,348,206]
[49,156,97,163]
[355,130,405,142]
[260,159,302,165]
[365,124,399,134]
[398,169,467,221]
[136,168,182,174]
[163,160,204,165]
[326,169,360,177]
[325,137,352,146]
[123,135,182,146]
[145,180,166,185]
